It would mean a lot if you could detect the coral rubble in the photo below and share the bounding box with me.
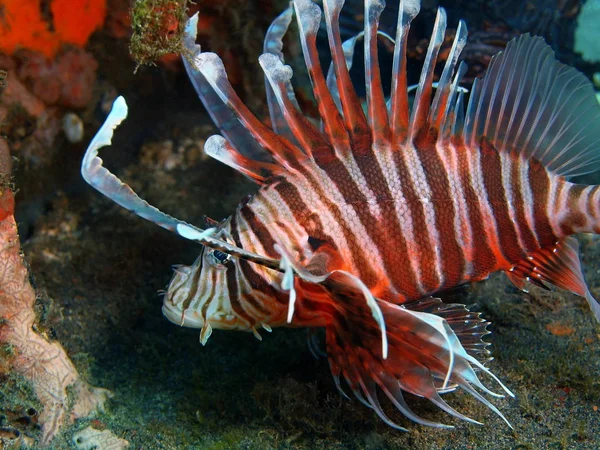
[0,164,111,446]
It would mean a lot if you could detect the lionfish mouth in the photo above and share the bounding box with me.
[161,298,205,328]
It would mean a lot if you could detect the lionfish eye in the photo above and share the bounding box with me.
[209,249,231,266]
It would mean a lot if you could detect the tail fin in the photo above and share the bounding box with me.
[296,276,514,428]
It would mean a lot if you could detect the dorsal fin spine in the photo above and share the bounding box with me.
[408,8,447,141]
[463,78,480,146]
[451,91,466,144]
[204,134,282,183]
[182,14,267,162]
[440,61,467,143]
[365,0,391,145]
[430,20,467,133]
[327,30,395,118]
[259,54,331,161]
[193,52,303,170]
[323,0,371,152]
[390,0,420,141]
[293,0,350,154]
[263,5,300,144]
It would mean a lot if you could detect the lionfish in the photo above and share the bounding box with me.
[82,0,600,429]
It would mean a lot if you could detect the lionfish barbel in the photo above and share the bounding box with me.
[82,0,600,429]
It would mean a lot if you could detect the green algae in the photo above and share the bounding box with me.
[129,0,189,69]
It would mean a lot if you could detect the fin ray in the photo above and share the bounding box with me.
[204,135,282,183]
[323,0,371,151]
[390,0,420,140]
[463,34,600,178]
[260,53,333,160]
[408,8,446,141]
[293,0,350,158]
[263,5,300,143]
[183,15,269,162]
[364,0,391,145]
[506,237,600,321]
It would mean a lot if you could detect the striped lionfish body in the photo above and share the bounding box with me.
[83,0,600,429]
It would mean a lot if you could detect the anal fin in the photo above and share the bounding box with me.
[505,236,600,321]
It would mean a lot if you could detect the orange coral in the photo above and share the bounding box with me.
[0,0,107,58]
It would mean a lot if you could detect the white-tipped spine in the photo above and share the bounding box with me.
[293,0,321,37]
[408,7,447,137]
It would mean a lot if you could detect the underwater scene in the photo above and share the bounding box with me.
[1,0,600,448]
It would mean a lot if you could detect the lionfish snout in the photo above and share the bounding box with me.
[162,248,243,341]
[162,261,202,328]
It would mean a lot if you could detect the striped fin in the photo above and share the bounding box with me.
[364,0,391,146]
[263,5,299,143]
[323,0,370,152]
[324,292,513,428]
[390,0,420,140]
[182,15,269,162]
[204,135,283,184]
[506,237,600,322]
[407,8,446,141]
[260,53,333,160]
[405,297,492,364]
[293,0,350,158]
[275,243,388,358]
[273,242,513,427]
[463,34,600,178]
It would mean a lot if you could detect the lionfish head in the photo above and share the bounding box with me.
[161,223,252,340]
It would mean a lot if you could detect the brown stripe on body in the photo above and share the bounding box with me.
[178,249,204,314]
[562,184,589,235]
[479,141,527,263]
[238,259,285,304]
[510,158,539,253]
[588,186,600,231]
[415,144,465,289]
[275,170,380,285]
[456,145,497,279]
[273,181,335,250]
[317,157,420,295]
[228,214,284,315]
[238,204,278,255]
[391,148,441,292]
[201,270,218,323]
[255,191,315,263]
[527,161,558,247]
[352,153,421,298]
[229,206,289,308]
[225,256,255,325]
